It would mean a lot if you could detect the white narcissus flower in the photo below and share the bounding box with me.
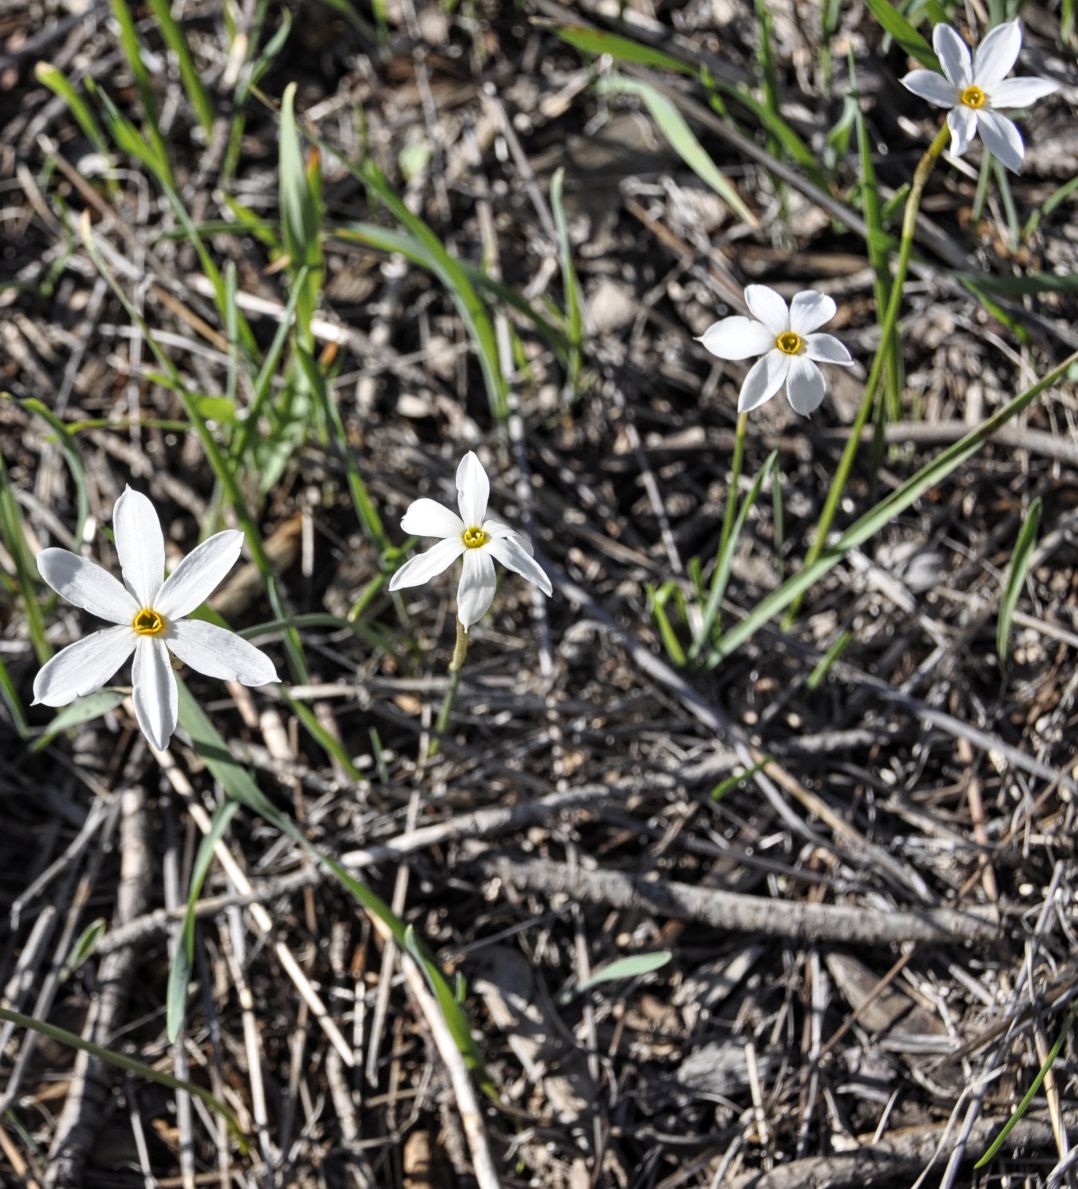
[33,487,278,751]
[389,451,552,631]
[901,21,1058,173]
[698,285,853,416]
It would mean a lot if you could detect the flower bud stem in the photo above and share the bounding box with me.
[784,121,951,626]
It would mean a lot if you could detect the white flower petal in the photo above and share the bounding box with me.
[698,316,774,361]
[738,350,791,413]
[947,105,977,155]
[973,19,1021,90]
[805,333,854,366]
[933,24,972,87]
[166,619,278,686]
[785,357,827,417]
[789,291,837,336]
[132,636,178,751]
[388,537,466,590]
[990,76,1059,108]
[487,536,553,597]
[38,548,139,625]
[977,109,1025,172]
[484,518,534,557]
[457,546,496,630]
[901,68,958,108]
[32,626,135,707]
[456,452,489,527]
[400,498,464,539]
[743,285,789,335]
[113,486,165,607]
[155,530,243,620]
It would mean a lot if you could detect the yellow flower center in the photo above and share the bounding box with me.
[775,331,804,356]
[960,85,987,109]
[133,607,166,636]
[462,526,489,549]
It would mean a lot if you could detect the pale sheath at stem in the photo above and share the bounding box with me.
[389,451,552,630]
[33,486,278,751]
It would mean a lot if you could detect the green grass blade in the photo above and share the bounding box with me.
[33,62,114,170]
[17,398,91,546]
[599,76,758,226]
[0,449,49,663]
[975,1005,1077,1168]
[109,0,174,185]
[175,681,492,1094]
[550,167,584,389]
[997,496,1042,666]
[0,1005,246,1146]
[167,800,240,1042]
[0,655,30,739]
[60,918,108,981]
[707,347,1078,664]
[552,25,694,75]
[863,0,939,68]
[568,951,673,1001]
[143,0,215,134]
[351,157,509,420]
[689,451,777,661]
[30,689,127,752]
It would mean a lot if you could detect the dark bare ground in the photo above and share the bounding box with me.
[1,1,1077,1186]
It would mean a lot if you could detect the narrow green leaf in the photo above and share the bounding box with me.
[0,1005,246,1146]
[562,950,673,1003]
[689,451,777,660]
[807,629,854,690]
[599,76,758,226]
[550,167,584,388]
[31,689,128,752]
[863,0,939,69]
[706,347,1078,664]
[144,0,215,134]
[997,496,1042,666]
[61,918,108,981]
[167,801,239,1042]
[552,25,694,76]
[175,681,492,1095]
[975,1005,1077,1168]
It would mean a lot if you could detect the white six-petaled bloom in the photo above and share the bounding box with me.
[698,285,853,416]
[33,487,278,751]
[389,452,552,631]
[901,21,1058,173]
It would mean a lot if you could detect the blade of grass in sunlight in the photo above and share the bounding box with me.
[333,223,571,363]
[176,680,493,1095]
[648,581,689,667]
[997,496,1042,667]
[144,0,215,135]
[33,63,118,199]
[0,656,29,738]
[807,629,854,690]
[550,167,584,392]
[706,346,1078,665]
[59,918,107,981]
[689,450,777,661]
[560,951,673,1003]
[78,212,309,682]
[109,0,173,185]
[30,689,127,752]
[167,800,239,1042]
[975,1005,1077,1169]
[0,450,49,664]
[551,25,695,76]
[1023,173,1078,241]
[598,76,759,227]
[280,83,324,351]
[355,157,509,421]
[853,57,903,421]
[0,1006,246,1147]
[16,398,91,547]
[862,0,939,69]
